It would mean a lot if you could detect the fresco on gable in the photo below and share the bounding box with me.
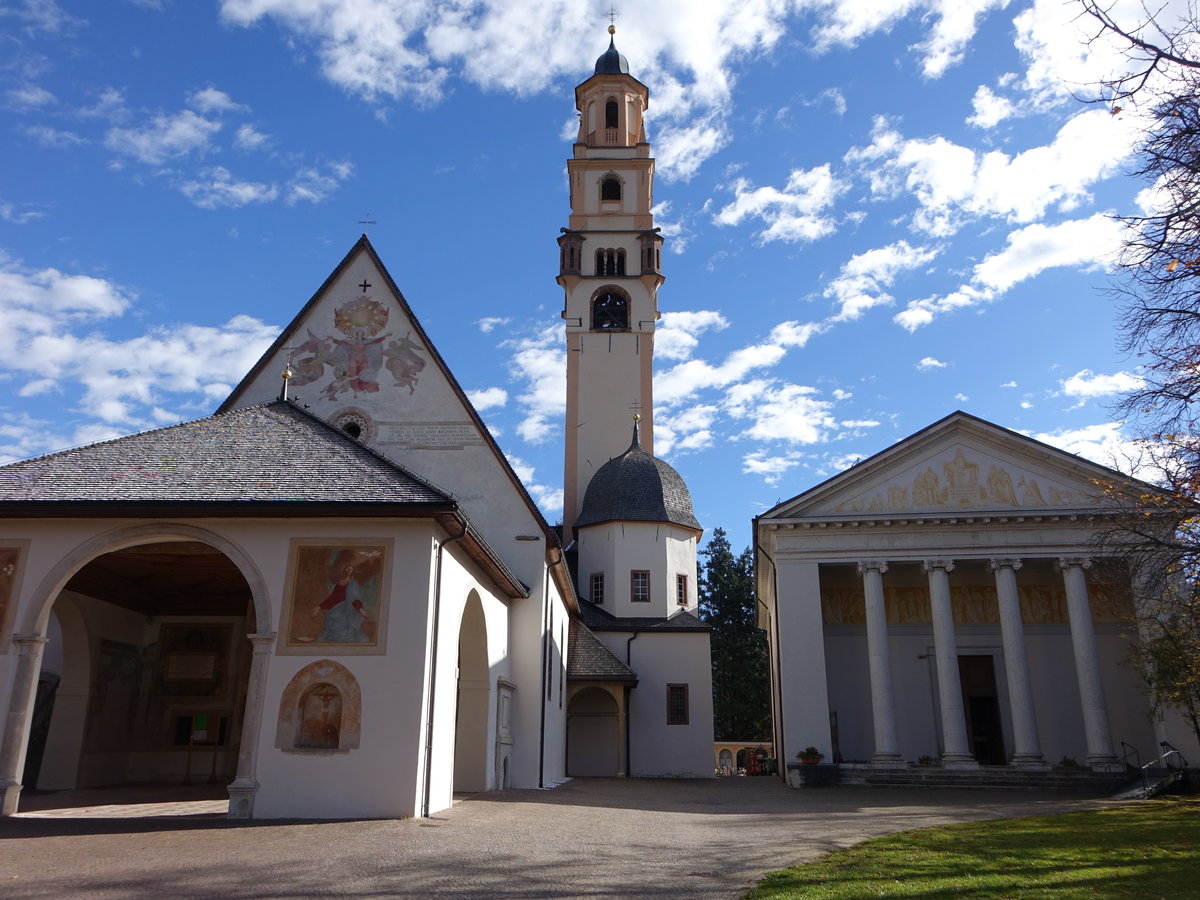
[287,295,426,400]
[834,447,1081,514]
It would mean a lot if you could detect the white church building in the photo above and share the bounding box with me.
[0,31,713,820]
[756,411,1194,777]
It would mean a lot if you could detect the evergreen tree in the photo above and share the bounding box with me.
[698,527,772,741]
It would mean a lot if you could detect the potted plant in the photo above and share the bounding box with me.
[798,746,823,765]
[918,754,936,767]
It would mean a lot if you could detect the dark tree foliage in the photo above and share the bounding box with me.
[1077,1,1200,750]
[698,527,771,741]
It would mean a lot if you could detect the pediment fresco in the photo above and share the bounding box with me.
[829,444,1094,515]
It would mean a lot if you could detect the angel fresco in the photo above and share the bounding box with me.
[290,546,385,647]
[383,332,427,394]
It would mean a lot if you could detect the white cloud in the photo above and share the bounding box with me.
[189,87,246,114]
[715,164,844,243]
[1061,368,1144,399]
[286,161,354,204]
[655,403,718,456]
[967,83,1016,128]
[6,84,55,108]
[850,109,1139,236]
[1032,421,1144,475]
[724,380,837,444]
[477,316,511,334]
[0,256,278,434]
[467,386,507,411]
[917,357,947,370]
[105,109,221,165]
[504,323,565,444]
[234,123,270,151]
[655,320,821,406]
[181,167,278,209]
[506,454,563,518]
[742,449,801,485]
[824,240,940,321]
[0,200,45,224]
[656,310,728,361]
[894,214,1125,330]
[21,124,85,147]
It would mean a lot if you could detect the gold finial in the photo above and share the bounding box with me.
[280,365,294,402]
[282,366,293,381]
[608,23,616,35]
[633,413,640,421]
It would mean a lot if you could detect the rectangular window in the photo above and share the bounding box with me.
[631,570,650,603]
[667,684,689,725]
[676,573,688,606]
[590,572,604,605]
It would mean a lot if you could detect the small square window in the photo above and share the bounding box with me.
[631,570,650,603]
[667,684,689,725]
[590,572,604,605]
[676,573,688,605]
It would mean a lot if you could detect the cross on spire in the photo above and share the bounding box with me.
[607,5,619,27]
[358,214,377,234]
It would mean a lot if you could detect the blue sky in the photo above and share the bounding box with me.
[0,0,1177,548]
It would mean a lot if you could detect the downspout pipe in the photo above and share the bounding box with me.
[625,631,638,777]
[421,519,468,818]
[754,522,786,781]
[539,546,568,788]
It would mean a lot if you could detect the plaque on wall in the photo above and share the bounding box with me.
[379,421,484,450]
[156,625,231,697]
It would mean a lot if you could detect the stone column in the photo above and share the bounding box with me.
[858,561,903,767]
[227,632,275,819]
[0,635,48,816]
[990,559,1046,768]
[1059,559,1121,771]
[925,561,977,768]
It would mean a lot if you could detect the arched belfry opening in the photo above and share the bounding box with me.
[453,591,490,793]
[591,287,630,330]
[23,538,257,808]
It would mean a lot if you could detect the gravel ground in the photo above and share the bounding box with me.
[0,776,1115,899]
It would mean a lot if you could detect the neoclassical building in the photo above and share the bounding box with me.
[756,412,1190,774]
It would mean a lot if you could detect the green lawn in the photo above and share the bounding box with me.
[747,798,1199,899]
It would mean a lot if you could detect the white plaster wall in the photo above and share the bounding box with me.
[594,629,714,777]
[579,522,696,619]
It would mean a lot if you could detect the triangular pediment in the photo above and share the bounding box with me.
[763,412,1139,521]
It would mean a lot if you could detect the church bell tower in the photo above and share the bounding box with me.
[559,26,665,535]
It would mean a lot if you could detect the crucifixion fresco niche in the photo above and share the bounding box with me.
[287,295,427,399]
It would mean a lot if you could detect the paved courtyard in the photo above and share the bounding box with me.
[0,777,1113,898]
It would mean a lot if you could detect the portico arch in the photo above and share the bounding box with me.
[1,523,272,817]
[567,685,624,776]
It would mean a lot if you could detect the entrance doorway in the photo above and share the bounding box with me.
[958,655,1006,765]
[25,540,255,808]
[453,593,490,793]
[567,688,619,776]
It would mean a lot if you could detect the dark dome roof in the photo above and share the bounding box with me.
[595,35,630,75]
[575,421,700,532]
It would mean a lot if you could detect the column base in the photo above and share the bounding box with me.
[870,753,906,769]
[0,780,21,816]
[226,777,259,820]
[940,754,980,770]
[1086,755,1125,774]
[1009,754,1050,771]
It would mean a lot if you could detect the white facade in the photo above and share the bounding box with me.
[757,412,1194,774]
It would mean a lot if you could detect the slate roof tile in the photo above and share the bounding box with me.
[0,401,452,506]
[567,619,638,682]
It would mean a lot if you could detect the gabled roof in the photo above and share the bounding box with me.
[216,235,575,610]
[0,400,452,511]
[757,410,1154,523]
[577,599,711,633]
[567,619,638,683]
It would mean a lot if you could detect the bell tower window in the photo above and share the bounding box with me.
[594,248,626,277]
[601,177,621,202]
[592,289,629,330]
[605,99,619,129]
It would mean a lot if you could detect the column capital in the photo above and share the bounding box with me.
[11,635,48,654]
[989,558,1023,572]
[1058,557,1093,571]
[923,559,955,573]
[856,561,888,576]
[248,633,276,652]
